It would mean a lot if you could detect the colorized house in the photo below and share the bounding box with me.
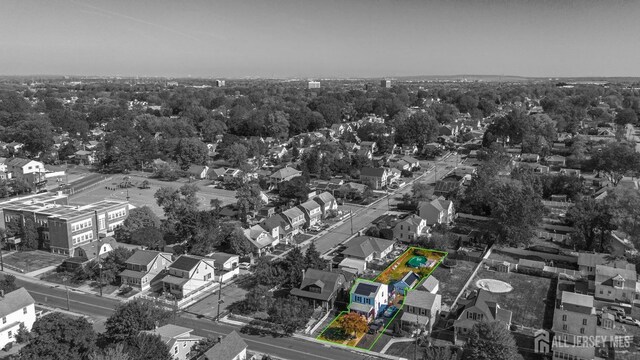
[360,167,389,190]
[393,214,427,242]
[200,331,247,360]
[401,290,441,334]
[392,271,421,294]
[419,197,455,226]
[142,325,202,360]
[280,207,306,235]
[297,200,322,227]
[341,236,395,262]
[453,289,512,339]
[119,250,173,291]
[290,269,348,310]
[243,224,278,256]
[269,167,302,186]
[349,280,389,321]
[161,255,215,299]
[0,288,36,349]
[312,191,338,218]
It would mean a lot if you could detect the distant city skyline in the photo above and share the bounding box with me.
[1,0,640,78]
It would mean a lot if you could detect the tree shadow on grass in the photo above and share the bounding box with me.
[321,327,350,342]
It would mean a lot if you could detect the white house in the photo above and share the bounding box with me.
[419,197,455,226]
[161,255,216,299]
[0,288,36,349]
[393,215,427,242]
[143,324,202,360]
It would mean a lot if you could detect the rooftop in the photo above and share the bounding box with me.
[0,288,35,317]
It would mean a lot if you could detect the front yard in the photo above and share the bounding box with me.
[318,312,367,347]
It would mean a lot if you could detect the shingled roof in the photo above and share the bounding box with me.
[202,331,247,360]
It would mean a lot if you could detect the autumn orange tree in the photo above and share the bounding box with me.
[338,312,368,337]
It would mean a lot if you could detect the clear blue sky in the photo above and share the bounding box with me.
[1,0,639,78]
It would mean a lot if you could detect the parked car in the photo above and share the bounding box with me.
[618,315,637,326]
[606,306,626,317]
[368,319,384,334]
[239,262,251,270]
[308,225,321,232]
[383,306,398,318]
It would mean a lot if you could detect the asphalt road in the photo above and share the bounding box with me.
[14,278,387,360]
[308,155,460,255]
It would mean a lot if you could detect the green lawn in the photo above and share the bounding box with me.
[430,259,477,308]
[318,312,366,347]
[472,269,553,329]
[2,250,66,273]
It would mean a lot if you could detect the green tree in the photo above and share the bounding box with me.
[304,242,325,270]
[395,112,439,147]
[283,247,305,288]
[175,138,208,170]
[461,321,523,360]
[114,206,161,243]
[19,313,97,360]
[221,143,248,168]
[590,142,640,186]
[412,181,431,203]
[21,217,39,250]
[236,183,263,223]
[90,343,130,360]
[0,274,17,295]
[606,187,640,247]
[105,300,172,344]
[567,198,616,251]
[615,108,638,126]
[267,296,313,335]
[126,333,172,360]
[278,177,310,203]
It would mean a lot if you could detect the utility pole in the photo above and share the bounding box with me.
[215,276,223,321]
[414,314,419,360]
[350,210,354,235]
[63,276,70,311]
[0,236,4,271]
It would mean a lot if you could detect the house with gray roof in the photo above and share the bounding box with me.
[269,166,301,186]
[454,289,512,340]
[290,269,349,310]
[342,236,395,262]
[143,324,202,360]
[419,197,455,226]
[297,200,322,227]
[0,287,36,349]
[243,224,278,256]
[401,290,441,334]
[312,191,337,218]
[280,207,305,235]
[161,255,215,299]
[200,331,247,360]
[119,250,173,291]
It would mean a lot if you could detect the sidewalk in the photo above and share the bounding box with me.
[380,337,414,354]
[219,315,406,360]
[1,267,123,302]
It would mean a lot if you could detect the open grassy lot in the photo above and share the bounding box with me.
[430,259,477,309]
[472,269,553,329]
[2,250,66,273]
[69,175,237,217]
[375,247,446,285]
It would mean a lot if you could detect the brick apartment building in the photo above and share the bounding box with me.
[0,193,129,256]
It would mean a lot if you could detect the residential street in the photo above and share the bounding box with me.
[13,277,389,360]
[309,154,459,255]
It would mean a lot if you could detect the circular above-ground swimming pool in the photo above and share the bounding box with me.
[475,279,513,293]
[406,256,427,268]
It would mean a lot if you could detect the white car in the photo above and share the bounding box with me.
[618,315,636,326]
[309,225,321,232]
[239,262,251,270]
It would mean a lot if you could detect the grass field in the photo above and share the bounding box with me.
[429,259,477,309]
[69,174,237,216]
[472,269,553,329]
[2,250,66,273]
[318,311,366,347]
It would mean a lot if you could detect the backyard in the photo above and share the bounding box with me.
[375,247,446,285]
[1,250,66,273]
[471,269,554,329]
[425,258,477,310]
